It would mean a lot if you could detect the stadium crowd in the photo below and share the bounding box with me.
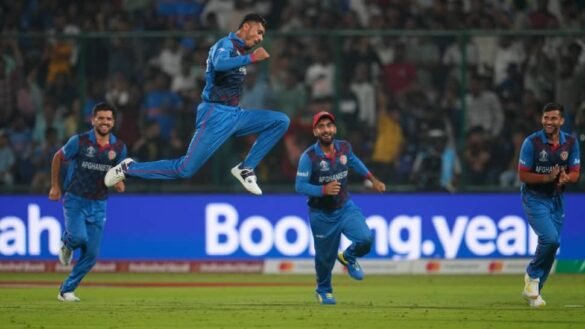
[0,0,584,192]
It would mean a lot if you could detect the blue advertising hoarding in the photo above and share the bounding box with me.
[1,194,584,260]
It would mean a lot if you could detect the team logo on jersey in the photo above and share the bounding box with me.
[108,150,117,160]
[319,160,330,171]
[85,146,96,158]
[538,150,548,162]
[340,155,347,165]
[560,151,568,161]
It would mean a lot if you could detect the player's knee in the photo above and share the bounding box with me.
[84,250,99,264]
[175,162,196,178]
[68,234,89,248]
[275,112,290,130]
[355,236,373,256]
[541,233,560,248]
[176,168,194,178]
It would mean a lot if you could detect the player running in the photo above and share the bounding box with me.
[295,111,385,305]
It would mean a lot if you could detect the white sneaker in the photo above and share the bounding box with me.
[231,164,262,195]
[522,273,540,300]
[104,158,133,187]
[58,243,72,266]
[58,292,80,302]
[529,295,546,308]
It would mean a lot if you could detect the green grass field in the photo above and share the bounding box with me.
[1,273,584,329]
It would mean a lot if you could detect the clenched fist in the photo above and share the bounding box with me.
[252,47,270,62]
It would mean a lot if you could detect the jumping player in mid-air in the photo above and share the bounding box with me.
[105,13,289,195]
[295,111,386,305]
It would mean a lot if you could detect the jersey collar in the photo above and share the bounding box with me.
[313,140,337,157]
[228,32,246,49]
[88,129,117,144]
[537,129,566,145]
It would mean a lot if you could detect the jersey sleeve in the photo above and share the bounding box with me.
[212,39,253,72]
[517,137,534,172]
[295,153,323,197]
[568,138,581,172]
[347,143,371,178]
[60,135,79,161]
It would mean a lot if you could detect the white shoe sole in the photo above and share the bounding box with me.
[104,158,133,187]
[57,293,80,302]
[230,166,262,195]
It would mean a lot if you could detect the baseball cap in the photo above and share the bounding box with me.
[312,111,335,128]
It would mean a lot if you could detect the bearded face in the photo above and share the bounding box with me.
[313,118,336,146]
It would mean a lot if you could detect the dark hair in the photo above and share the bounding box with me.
[92,102,116,119]
[542,102,564,117]
[238,13,267,29]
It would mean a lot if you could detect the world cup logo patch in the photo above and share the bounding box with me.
[560,151,568,161]
[340,155,347,165]
[108,150,117,160]
[85,146,96,158]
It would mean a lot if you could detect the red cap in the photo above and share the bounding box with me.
[312,111,335,128]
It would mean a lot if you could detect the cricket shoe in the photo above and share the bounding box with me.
[522,273,539,300]
[316,292,336,305]
[58,243,73,266]
[58,292,80,302]
[337,252,364,280]
[231,163,262,195]
[104,158,134,187]
[529,295,546,308]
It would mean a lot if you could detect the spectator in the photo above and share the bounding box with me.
[463,127,493,185]
[30,127,60,193]
[351,62,376,129]
[0,39,23,126]
[32,99,65,144]
[272,69,307,120]
[371,104,404,184]
[141,72,182,141]
[305,46,334,100]
[411,129,461,192]
[132,120,164,162]
[383,42,417,98]
[464,75,504,138]
[0,130,15,186]
[150,37,183,78]
[528,0,560,29]
[442,35,478,82]
[493,36,526,86]
[240,66,271,109]
[17,67,43,126]
[171,56,198,96]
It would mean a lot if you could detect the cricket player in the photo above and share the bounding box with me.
[104,13,289,195]
[518,102,581,308]
[295,111,386,305]
[49,103,127,302]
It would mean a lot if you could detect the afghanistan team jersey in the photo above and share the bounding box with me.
[60,129,127,200]
[295,139,371,211]
[518,129,581,196]
[201,32,255,106]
